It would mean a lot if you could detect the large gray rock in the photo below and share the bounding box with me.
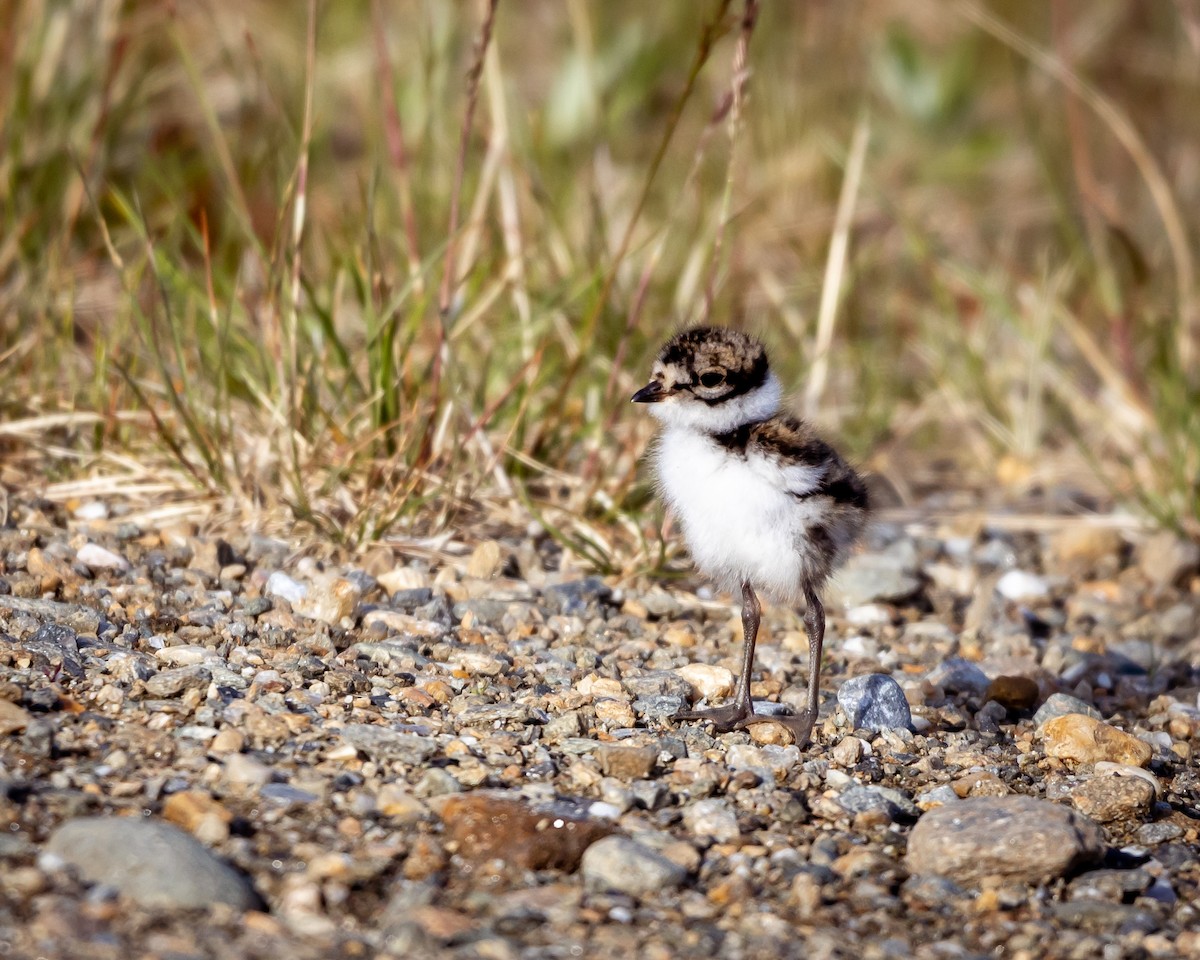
[906,796,1107,886]
[837,674,912,732]
[45,817,260,910]
[831,553,922,607]
[581,835,687,895]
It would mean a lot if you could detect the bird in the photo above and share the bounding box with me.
[631,326,868,747]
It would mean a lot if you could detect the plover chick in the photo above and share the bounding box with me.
[632,327,868,747]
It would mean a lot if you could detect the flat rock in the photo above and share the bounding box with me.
[0,699,31,735]
[684,797,740,843]
[340,724,438,764]
[831,554,921,607]
[439,792,613,872]
[76,542,129,572]
[837,674,912,731]
[143,664,211,699]
[1034,693,1101,727]
[1070,776,1155,823]
[596,743,657,781]
[1040,714,1153,768]
[995,569,1050,601]
[927,658,991,697]
[45,817,260,909]
[675,663,734,702]
[906,796,1107,886]
[580,835,687,895]
[985,675,1039,711]
[1138,532,1200,588]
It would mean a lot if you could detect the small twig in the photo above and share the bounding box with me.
[804,112,870,418]
[370,0,424,290]
[702,0,759,323]
[422,0,499,467]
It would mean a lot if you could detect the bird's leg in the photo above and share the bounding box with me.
[675,581,759,731]
[768,584,825,748]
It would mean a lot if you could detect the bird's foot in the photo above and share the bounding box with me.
[675,702,817,747]
[736,709,817,749]
[674,701,751,733]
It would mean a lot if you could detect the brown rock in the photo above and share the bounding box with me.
[906,796,1107,886]
[985,675,1040,712]
[1050,527,1124,569]
[439,792,614,872]
[466,540,504,580]
[1138,531,1200,588]
[1040,714,1153,768]
[596,743,657,781]
[0,699,31,735]
[951,771,1009,799]
[1070,776,1155,823]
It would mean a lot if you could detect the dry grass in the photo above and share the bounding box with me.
[1,0,1197,566]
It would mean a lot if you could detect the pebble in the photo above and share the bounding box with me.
[596,743,658,781]
[995,569,1051,601]
[76,543,129,572]
[1050,526,1124,569]
[831,553,921,607]
[0,699,31,735]
[293,576,361,625]
[837,674,912,732]
[1138,531,1200,588]
[837,785,919,822]
[466,541,504,579]
[926,658,991,697]
[1070,775,1155,823]
[143,664,211,698]
[906,796,1107,886]
[684,798,740,843]
[266,571,307,604]
[984,675,1039,711]
[1034,693,1102,727]
[580,836,687,895]
[45,817,260,909]
[339,724,438,764]
[676,663,734,702]
[1040,714,1153,767]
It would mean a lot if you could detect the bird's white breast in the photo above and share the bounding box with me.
[653,427,825,604]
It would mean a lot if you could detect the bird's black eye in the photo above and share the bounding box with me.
[698,371,725,388]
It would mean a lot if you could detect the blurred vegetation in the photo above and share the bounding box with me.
[0,0,1197,558]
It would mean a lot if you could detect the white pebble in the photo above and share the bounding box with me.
[995,570,1050,601]
[266,571,308,604]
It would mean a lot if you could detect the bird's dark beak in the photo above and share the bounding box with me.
[631,381,665,403]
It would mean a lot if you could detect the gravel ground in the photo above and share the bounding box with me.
[1,494,1198,959]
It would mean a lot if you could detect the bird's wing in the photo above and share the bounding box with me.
[746,417,832,497]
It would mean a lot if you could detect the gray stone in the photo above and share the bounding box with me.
[837,784,920,822]
[143,664,211,699]
[684,797,740,842]
[926,658,991,697]
[1033,693,1102,728]
[837,674,912,732]
[906,796,1107,886]
[621,671,694,700]
[1136,821,1184,846]
[45,817,260,909]
[580,835,687,895]
[1138,531,1200,588]
[340,724,438,764]
[22,624,83,678]
[543,578,611,615]
[831,554,921,607]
